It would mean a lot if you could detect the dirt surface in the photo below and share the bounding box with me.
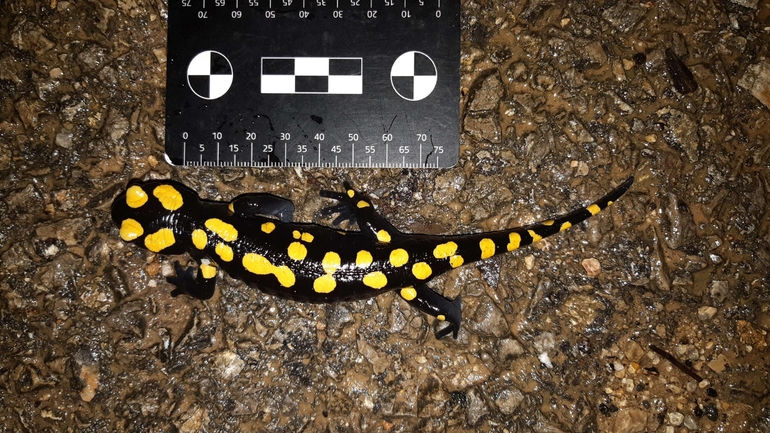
[2,0,770,431]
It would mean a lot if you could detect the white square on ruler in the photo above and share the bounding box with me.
[261,75,295,93]
[295,58,330,76]
[329,76,362,94]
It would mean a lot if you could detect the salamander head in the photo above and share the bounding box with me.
[111,180,200,254]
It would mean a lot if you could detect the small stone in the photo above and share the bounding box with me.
[683,414,698,430]
[736,320,768,350]
[468,73,503,111]
[728,0,758,7]
[465,388,489,426]
[614,408,648,433]
[533,332,555,352]
[698,306,717,321]
[582,257,602,276]
[78,364,99,402]
[707,354,728,373]
[470,297,510,338]
[668,412,684,426]
[55,131,73,148]
[738,60,770,109]
[213,351,245,380]
[710,280,728,302]
[447,358,491,391]
[624,341,645,363]
[524,255,535,270]
[493,388,525,415]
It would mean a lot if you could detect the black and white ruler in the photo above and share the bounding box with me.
[164,0,460,168]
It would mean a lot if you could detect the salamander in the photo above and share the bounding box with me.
[111,177,634,338]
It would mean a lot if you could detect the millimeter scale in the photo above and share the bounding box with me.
[164,0,461,168]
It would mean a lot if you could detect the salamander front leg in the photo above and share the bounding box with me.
[400,284,462,339]
[166,261,217,300]
[319,181,404,243]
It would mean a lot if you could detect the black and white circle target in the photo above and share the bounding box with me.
[187,51,233,100]
[390,51,438,102]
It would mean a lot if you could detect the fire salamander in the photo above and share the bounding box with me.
[112,177,634,338]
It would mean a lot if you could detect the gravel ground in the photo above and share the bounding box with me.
[2,0,770,432]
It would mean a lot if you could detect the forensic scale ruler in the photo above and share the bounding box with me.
[165,0,460,168]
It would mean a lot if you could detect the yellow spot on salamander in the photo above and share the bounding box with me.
[346,189,355,198]
[262,222,276,234]
[363,271,387,289]
[528,230,543,243]
[587,203,601,215]
[437,315,446,321]
[560,221,572,232]
[389,248,409,267]
[200,263,217,279]
[479,238,495,259]
[291,231,314,242]
[449,255,464,268]
[205,218,238,242]
[125,185,148,208]
[120,218,143,241]
[144,228,175,252]
[412,262,432,280]
[357,200,370,208]
[242,253,296,287]
[192,229,207,250]
[153,184,184,211]
[228,202,234,213]
[313,274,336,293]
[322,251,341,274]
[433,241,458,259]
[400,287,417,301]
[507,232,521,251]
[356,250,373,267]
[215,242,234,262]
[287,242,307,261]
[377,230,391,243]
[273,266,296,288]
[542,220,555,226]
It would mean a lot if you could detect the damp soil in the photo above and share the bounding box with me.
[2,0,770,432]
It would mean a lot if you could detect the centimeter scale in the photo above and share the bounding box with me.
[165,0,461,168]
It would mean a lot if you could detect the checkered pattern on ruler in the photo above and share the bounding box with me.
[261,57,363,94]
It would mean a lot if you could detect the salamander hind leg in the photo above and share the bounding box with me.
[166,261,217,300]
[229,193,295,222]
[400,284,463,339]
[319,181,403,243]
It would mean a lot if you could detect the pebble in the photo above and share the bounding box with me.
[55,131,74,148]
[614,408,647,433]
[710,280,728,302]
[465,389,489,426]
[493,388,524,415]
[738,60,770,109]
[698,306,717,321]
[683,414,698,430]
[707,354,728,373]
[214,350,245,381]
[581,257,602,276]
[471,298,510,337]
[668,411,684,426]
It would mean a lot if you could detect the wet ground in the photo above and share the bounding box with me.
[2,0,770,431]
